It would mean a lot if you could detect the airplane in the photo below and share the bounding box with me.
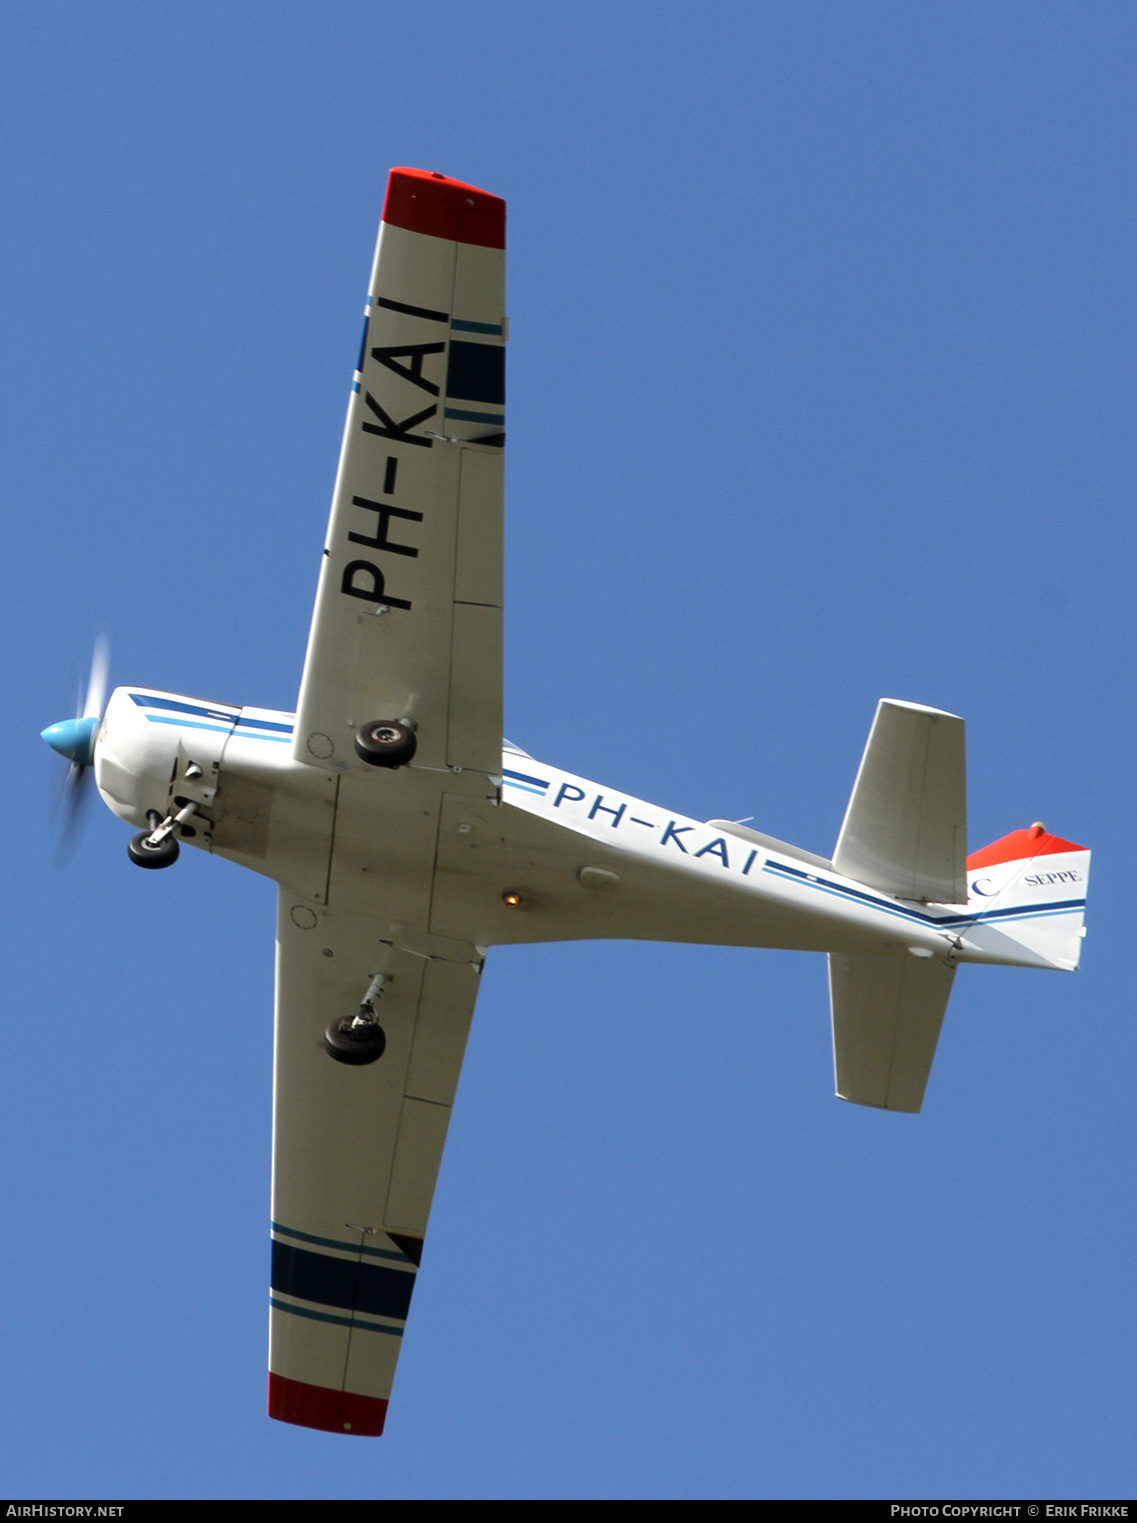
[40,167,1091,1438]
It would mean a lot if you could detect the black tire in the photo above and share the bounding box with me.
[324,1018,387,1066]
[127,831,180,869]
[354,720,417,768]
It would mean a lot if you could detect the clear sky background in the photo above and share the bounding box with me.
[1,0,1134,1501]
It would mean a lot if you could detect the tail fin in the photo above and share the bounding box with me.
[961,824,1090,970]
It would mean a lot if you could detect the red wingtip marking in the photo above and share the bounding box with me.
[382,167,505,249]
[967,828,1087,870]
[268,1372,388,1436]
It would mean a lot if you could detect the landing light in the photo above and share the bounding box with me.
[502,891,524,907]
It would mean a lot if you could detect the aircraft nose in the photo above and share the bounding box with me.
[41,716,99,767]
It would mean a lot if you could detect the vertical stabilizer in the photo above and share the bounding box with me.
[960,825,1090,970]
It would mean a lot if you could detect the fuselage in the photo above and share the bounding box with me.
[89,685,1066,968]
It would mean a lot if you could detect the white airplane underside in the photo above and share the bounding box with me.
[44,169,1091,1437]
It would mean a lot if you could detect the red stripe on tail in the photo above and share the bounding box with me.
[268,1372,388,1436]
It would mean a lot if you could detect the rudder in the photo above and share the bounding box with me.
[961,824,1090,971]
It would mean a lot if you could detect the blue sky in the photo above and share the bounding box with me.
[3,0,1136,1500]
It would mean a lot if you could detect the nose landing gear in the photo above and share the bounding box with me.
[127,803,198,869]
[127,831,180,869]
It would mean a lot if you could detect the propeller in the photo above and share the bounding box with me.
[43,633,110,864]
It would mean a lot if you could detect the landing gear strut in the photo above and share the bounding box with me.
[127,803,197,869]
[324,972,390,1066]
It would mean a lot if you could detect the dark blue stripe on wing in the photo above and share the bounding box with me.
[269,1298,404,1336]
[271,1221,413,1263]
[447,340,505,404]
[270,1240,415,1321]
[451,318,503,335]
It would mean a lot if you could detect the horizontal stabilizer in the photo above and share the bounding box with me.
[706,820,834,873]
[833,700,967,904]
[830,950,955,1112]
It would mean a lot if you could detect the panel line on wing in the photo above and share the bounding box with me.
[271,1220,414,1264]
[321,773,340,908]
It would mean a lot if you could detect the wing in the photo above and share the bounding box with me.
[270,172,505,1434]
[293,167,506,779]
[268,889,482,1435]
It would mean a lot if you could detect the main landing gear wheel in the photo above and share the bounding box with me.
[324,1017,387,1066]
[127,832,180,869]
[354,720,417,768]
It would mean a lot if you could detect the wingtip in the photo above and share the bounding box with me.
[268,1372,388,1436]
[382,167,505,249]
